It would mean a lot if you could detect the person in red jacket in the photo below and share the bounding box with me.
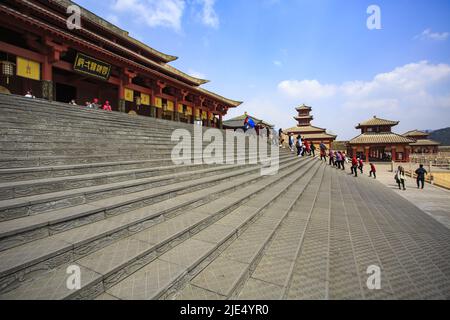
[351,156,358,177]
[304,140,311,156]
[102,100,112,111]
[358,158,364,174]
[369,163,376,179]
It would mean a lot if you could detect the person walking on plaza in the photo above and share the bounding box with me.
[335,151,342,169]
[369,163,377,179]
[339,151,346,170]
[395,166,406,190]
[351,156,358,177]
[358,158,364,174]
[415,164,428,189]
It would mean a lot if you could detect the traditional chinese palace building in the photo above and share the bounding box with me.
[284,104,337,149]
[0,0,241,127]
[403,130,441,154]
[347,116,415,162]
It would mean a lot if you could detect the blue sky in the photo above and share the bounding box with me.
[74,0,450,139]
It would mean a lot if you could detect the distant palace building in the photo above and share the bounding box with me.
[0,0,241,127]
[403,130,440,154]
[347,116,415,162]
[284,104,337,149]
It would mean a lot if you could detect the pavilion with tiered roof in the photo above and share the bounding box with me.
[403,130,440,154]
[284,104,337,149]
[348,116,415,162]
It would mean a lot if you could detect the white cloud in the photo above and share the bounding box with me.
[273,60,282,67]
[187,69,206,79]
[198,0,219,28]
[112,0,185,31]
[415,28,449,41]
[275,61,450,139]
[278,79,337,100]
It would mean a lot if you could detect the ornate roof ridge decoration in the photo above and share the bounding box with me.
[349,132,415,144]
[50,0,178,63]
[356,116,399,128]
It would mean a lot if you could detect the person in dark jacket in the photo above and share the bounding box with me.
[415,164,428,189]
[310,143,316,157]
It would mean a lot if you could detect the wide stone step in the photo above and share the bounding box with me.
[163,161,323,301]
[1,156,318,299]
[0,151,287,183]
[0,161,257,224]
[232,164,328,300]
[0,156,308,297]
[0,150,286,201]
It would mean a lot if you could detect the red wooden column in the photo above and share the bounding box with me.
[391,146,397,161]
[352,147,357,158]
[365,146,370,163]
[405,146,411,162]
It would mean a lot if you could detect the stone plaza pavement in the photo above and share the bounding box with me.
[373,163,450,230]
[0,95,449,300]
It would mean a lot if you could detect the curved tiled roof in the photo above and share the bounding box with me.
[349,133,414,144]
[410,139,441,146]
[403,130,429,137]
[52,0,178,63]
[356,116,399,128]
[295,104,312,111]
[285,125,327,133]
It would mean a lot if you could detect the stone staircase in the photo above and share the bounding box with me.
[0,94,449,300]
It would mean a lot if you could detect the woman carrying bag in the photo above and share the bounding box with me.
[395,166,406,190]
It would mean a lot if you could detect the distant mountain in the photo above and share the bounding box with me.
[429,127,450,146]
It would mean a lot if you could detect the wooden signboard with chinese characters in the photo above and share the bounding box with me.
[73,53,112,80]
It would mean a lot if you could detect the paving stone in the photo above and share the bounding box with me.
[191,257,249,297]
[236,278,284,300]
[106,259,186,300]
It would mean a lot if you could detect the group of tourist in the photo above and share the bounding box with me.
[70,98,112,111]
[278,129,429,191]
[284,133,316,158]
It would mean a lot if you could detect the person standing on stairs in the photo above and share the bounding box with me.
[329,149,335,166]
[311,142,316,157]
[320,142,327,161]
[102,100,112,111]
